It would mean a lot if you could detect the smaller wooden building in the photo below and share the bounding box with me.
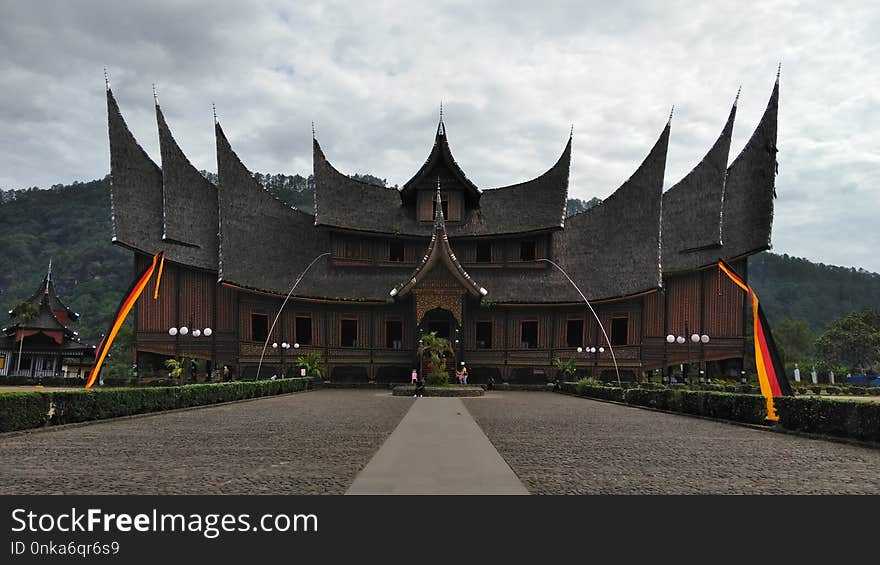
[0,265,95,380]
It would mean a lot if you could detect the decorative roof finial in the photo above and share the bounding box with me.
[103,67,110,90]
[212,102,217,124]
[311,121,316,139]
[46,258,52,293]
[734,85,742,107]
[570,123,574,138]
[152,83,159,106]
[776,62,782,83]
[439,100,443,122]
[668,105,675,124]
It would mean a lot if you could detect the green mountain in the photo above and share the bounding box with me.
[1,176,877,341]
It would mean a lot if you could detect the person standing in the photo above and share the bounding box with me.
[461,366,468,385]
[411,368,418,384]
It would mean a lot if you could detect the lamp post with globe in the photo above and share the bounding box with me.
[270,341,300,378]
[167,324,212,382]
[665,323,709,385]
[577,345,605,380]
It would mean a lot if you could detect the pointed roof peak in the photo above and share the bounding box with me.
[434,177,445,224]
[776,62,782,84]
[570,123,574,139]
[667,105,675,125]
[311,121,316,139]
[104,67,110,91]
[152,83,159,106]
[45,258,52,292]
[734,85,742,107]
[212,102,218,125]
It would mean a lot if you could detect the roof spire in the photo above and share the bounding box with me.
[668,105,675,125]
[776,62,782,83]
[439,100,443,122]
[311,121,316,139]
[570,123,574,138]
[435,176,444,222]
[212,102,217,124]
[734,85,742,107]
[152,83,159,106]
[103,67,110,90]
[46,259,52,293]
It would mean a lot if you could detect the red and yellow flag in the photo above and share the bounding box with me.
[86,252,163,389]
[718,259,792,420]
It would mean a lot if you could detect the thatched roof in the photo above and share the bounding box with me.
[155,103,218,270]
[662,99,737,273]
[553,120,670,300]
[313,134,571,237]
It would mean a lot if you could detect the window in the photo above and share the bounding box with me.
[296,316,312,345]
[611,317,629,346]
[385,320,403,349]
[566,319,584,348]
[251,313,269,342]
[476,241,492,263]
[520,240,536,261]
[0,353,5,370]
[340,319,358,347]
[342,240,358,259]
[389,241,405,262]
[476,321,493,349]
[521,321,538,349]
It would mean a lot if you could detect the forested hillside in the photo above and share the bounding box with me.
[1,175,877,341]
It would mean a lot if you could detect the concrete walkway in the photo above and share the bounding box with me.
[346,397,529,495]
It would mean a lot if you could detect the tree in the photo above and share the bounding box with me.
[772,319,816,364]
[296,352,325,379]
[417,331,453,385]
[815,309,880,374]
[11,301,39,375]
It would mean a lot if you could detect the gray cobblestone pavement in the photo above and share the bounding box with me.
[0,390,413,495]
[463,392,880,494]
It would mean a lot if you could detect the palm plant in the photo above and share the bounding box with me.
[11,301,39,375]
[553,356,578,382]
[164,358,185,382]
[296,352,325,379]
[417,331,454,385]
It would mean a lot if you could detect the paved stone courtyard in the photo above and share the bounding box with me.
[463,392,880,494]
[1,389,878,494]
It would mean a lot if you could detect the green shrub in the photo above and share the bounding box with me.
[0,378,313,430]
[0,392,51,432]
[621,388,767,425]
[573,379,625,401]
[775,397,880,443]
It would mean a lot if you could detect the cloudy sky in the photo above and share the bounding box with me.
[1,1,877,271]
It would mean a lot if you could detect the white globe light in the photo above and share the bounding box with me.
[691,334,700,343]
[192,329,201,337]
[701,334,710,344]
[293,343,300,349]
[676,336,685,344]
[282,342,289,349]
[461,361,465,365]
[590,347,597,353]
[179,326,189,336]
[577,347,583,353]
[666,334,675,343]
[599,347,605,353]
[272,342,278,349]
[168,327,178,336]
[203,328,212,337]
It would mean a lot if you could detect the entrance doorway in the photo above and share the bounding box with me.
[418,308,458,381]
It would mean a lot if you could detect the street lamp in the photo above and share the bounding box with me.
[537,258,621,386]
[167,325,211,382]
[256,253,330,381]
[665,331,710,384]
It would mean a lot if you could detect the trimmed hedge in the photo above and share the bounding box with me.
[0,378,313,432]
[775,397,880,443]
[0,392,52,432]
[623,388,767,425]
[560,382,767,425]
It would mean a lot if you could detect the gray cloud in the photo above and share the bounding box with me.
[1,0,877,271]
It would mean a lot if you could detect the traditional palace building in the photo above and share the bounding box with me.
[107,76,779,383]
